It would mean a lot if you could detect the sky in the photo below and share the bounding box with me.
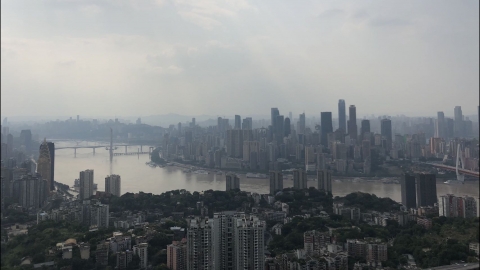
[1,0,479,119]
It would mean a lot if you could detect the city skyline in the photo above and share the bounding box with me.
[1,1,479,117]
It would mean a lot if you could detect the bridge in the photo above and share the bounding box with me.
[427,163,479,178]
[55,144,155,158]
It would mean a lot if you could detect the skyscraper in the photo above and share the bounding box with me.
[80,170,94,200]
[234,115,241,129]
[226,130,243,158]
[19,130,32,154]
[317,170,332,193]
[360,120,370,141]
[293,168,307,189]
[284,117,291,137]
[269,171,283,195]
[271,108,279,130]
[105,174,121,197]
[275,115,284,142]
[225,173,240,191]
[242,117,253,130]
[436,112,445,138]
[400,174,416,209]
[380,119,392,150]
[47,142,55,190]
[298,113,306,134]
[348,105,358,141]
[13,173,48,210]
[338,99,346,132]
[415,173,437,207]
[320,112,333,147]
[454,106,463,138]
[37,139,53,192]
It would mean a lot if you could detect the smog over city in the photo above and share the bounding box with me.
[1,1,479,270]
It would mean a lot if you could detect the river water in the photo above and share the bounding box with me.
[53,141,479,202]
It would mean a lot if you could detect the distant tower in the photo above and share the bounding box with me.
[320,112,333,147]
[380,119,392,150]
[338,99,346,132]
[105,174,121,197]
[456,144,465,182]
[235,115,241,129]
[79,170,94,200]
[348,105,358,142]
[226,173,240,191]
[37,139,54,192]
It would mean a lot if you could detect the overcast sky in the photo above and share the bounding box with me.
[1,0,479,119]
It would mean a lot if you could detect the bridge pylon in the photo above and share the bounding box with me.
[456,144,465,182]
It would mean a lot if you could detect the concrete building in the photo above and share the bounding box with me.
[381,119,393,151]
[233,216,265,270]
[225,173,240,191]
[338,99,346,132]
[167,240,187,270]
[293,168,307,189]
[317,170,332,193]
[187,218,213,270]
[105,174,121,197]
[133,243,148,269]
[269,171,283,195]
[37,139,53,192]
[321,112,333,147]
[400,174,417,209]
[348,105,358,142]
[13,173,48,210]
[416,173,437,207]
[79,170,94,200]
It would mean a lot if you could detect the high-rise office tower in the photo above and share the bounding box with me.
[415,173,437,207]
[269,171,283,195]
[360,120,370,141]
[191,118,196,127]
[381,119,392,150]
[338,99,346,132]
[454,106,463,138]
[445,118,454,138]
[293,168,307,189]
[234,115,241,129]
[105,174,121,197]
[226,130,244,158]
[304,146,316,171]
[320,112,333,147]
[19,130,32,154]
[271,108,279,130]
[348,105,358,141]
[233,216,265,270]
[436,112,445,138]
[79,169,94,200]
[47,142,55,190]
[275,115,284,142]
[37,139,53,192]
[284,117,291,137]
[317,170,332,193]
[217,117,224,133]
[225,173,240,191]
[400,174,417,209]
[298,113,306,134]
[242,117,253,130]
[177,122,182,135]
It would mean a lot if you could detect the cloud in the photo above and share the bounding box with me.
[80,4,102,15]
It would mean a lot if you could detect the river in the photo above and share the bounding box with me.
[53,141,479,202]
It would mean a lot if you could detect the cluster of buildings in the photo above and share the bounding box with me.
[37,199,109,228]
[157,104,478,177]
[166,211,266,270]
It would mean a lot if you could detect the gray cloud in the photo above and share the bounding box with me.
[1,0,478,119]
